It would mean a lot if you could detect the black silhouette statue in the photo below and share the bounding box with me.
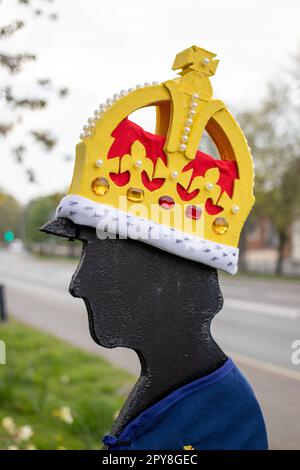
[41,217,227,439]
[41,217,268,450]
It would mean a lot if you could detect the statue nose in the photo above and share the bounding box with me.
[69,277,82,298]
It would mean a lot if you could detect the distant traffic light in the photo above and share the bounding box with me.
[4,231,15,243]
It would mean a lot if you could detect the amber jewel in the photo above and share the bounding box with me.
[212,217,229,235]
[159,196,175,209]
[91,177,109,196]
[185,205,202,220]
[127,187,144,202]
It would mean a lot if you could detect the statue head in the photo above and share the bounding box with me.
[41,218,223,354]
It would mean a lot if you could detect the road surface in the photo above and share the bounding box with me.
[0,248,299,449]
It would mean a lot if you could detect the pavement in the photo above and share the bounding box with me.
[0,248,300,449]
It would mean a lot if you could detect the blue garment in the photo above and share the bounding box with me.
[103,358,268,450]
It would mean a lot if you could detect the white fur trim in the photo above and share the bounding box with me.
[56,195,239,275]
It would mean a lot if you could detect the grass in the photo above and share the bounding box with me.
[0,320,134,450]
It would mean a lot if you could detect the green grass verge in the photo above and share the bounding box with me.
[0,320,134,450]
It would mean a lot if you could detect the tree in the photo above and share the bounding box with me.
[0,191,22,241]
[24,192,62,244]
[238,56,300,274]
[0,0,69,183]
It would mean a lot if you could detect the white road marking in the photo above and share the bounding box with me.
[229,351,300,381]
[225,298,300,319]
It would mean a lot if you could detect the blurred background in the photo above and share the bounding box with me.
[0,0,300,451]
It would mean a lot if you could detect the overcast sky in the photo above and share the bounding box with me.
[1,0,300,204]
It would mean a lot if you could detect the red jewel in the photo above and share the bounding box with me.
[185,205,202,220]
[159,195,175,209]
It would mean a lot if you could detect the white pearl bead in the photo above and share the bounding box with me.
[80,133,85,139]
[95,159,103,167]
[184,126,191,134]
[135,159,142,168]
[113,93,119,101]
[144,82,150,87]
[205,182,213,191]
[190,101,198,108]
[120,89,128,96]
[83,125,89,131]
[106,98,113,106]
[88,117,95,124]
[189,109,196,116]
[89,122,95,128]
[182,134,189,143]
[94,110,100,118]
[203,57,210,65]
[128,88,134,93]
[135,84,142,89]
[179,143,187,152]
[192,93,199,99]
[186,118,193,126]
[99,104,106,112]
[152,81,159,85]
[232,205,240,214]
[171,170,178,179]
[85,130,92,137]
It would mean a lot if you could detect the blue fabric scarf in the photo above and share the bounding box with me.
[103,358,268,450]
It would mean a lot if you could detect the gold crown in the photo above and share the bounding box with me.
[68,46,254,248]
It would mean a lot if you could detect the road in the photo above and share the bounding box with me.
[0,248,300,449]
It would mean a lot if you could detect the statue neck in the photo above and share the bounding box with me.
[112,323,227,435]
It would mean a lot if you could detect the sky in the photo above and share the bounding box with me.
[1,0,300,204]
